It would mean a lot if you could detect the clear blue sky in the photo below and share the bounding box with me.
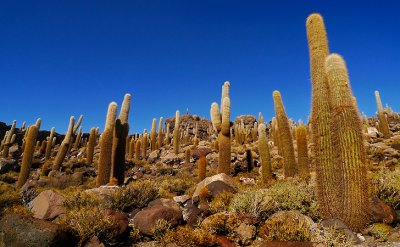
[1,1,399,133]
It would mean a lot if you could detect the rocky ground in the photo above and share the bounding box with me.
[1,114,400,247]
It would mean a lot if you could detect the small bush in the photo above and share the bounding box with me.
[60,206,119,246]
[163,225,218,247]
[151,219,172,241]
[201,212,240,236]
[160,176,195,196]
[376,170,400,209]
[0,182,21,215]
[228,189,266,217]
[311,225,354,247]
[63,191,103,210]
[210,192,234,213]
[367,223,392,242]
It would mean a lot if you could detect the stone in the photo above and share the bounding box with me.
[181,199,203,226]
[192,173,238,202]
[260,241,315,247]
[234,223,256,245]
[132,205,183,236]
[216,236,235,247]
[84,236,106,247]
[173,195,190,204]
[191,148,212,159]
[370,197,398,224]
[30,190,66,220]
[0,158,18,174]
[8,144,21,159]
[148,198,180,211]
[0,213,77,247]
[147,150,160,164]
[104,209,129,235]
[321,218,360,244]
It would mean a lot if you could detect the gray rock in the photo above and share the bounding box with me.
[192,173,238,202]
[0,158,18,174]
[30,190,66,220]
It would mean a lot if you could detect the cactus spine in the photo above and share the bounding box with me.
[135,139,141,160]
[306,13,338,219]
[53,116,75,170]
[150,118,157,151]
[173,111,180,155]
[295,121,310,179]
[2,120,16,158]
[45,127,55,160]
[97,102,118,186]
[258,123,272,183]
[198,156,207,181]
[375,91,391,138]
[111,94,131,185]
[16,125,39,189]
[86,127,97,165]
[325,54,369,230]
[272,90,296,177]
[157,117,164,148]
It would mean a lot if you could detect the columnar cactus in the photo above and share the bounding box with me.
[295,121,310,179]
[53,116,75,170]
[272,90,297,177]
[97,102,118,186]
[150,118,157,151]
[157,117,164,148]
[86,127,97,165]
[375,91,391,138]
[165,123,171,145]
[16,125,39,189]
[45,127,55,160]
[142,131,148,158]
[210,81,231,175]
[73,127,82,150]
[198,156,207,181]
[258,123,272,183]
[325,53,369,230]
[128,138,135,160]
[173,111,180,155]
[306,13,338,219]
[111,94,131,185]
[2,120,16,158]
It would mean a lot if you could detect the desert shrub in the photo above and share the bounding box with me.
[311,225,354,247]
[3,204,32,216]
[60,206,119,246]
[228,189,266,217]
[258,211,313,241]
[0,182,21,215]
[108,180,159,211]
[129,225,143,244]
[376,170,400,209]
[151,219,172,241]
[201,212,240,236]
[210,192,234,213]
[63,190,103,210]
[163,225,218,247]
[159,176,195,196]
[367,223,392,242]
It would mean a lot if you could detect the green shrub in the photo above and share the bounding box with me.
[151,219,172,241]
[367,223,392,242]
[163,225,218,247]
[0,182,22,215]
[228,189,266,217]
[159,176,195,196]
[311,225,354,247]
[376,170,400,209]
[210,192,234,213]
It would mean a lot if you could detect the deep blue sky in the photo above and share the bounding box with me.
[1,1,399,133]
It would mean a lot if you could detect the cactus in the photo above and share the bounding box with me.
[53,116,75,170]
[272,90,297,177]
[271,117,282,156]
[73,127,83,150]
[16,125,39,189]
[35,118,41,129]
[296,121,310,179]
[110,94,131,185]
[135,139,141,160]
[97,102,118,186]
[185,149,191,163]
[128,138,135,160]
[375,91,391,138]
[2,120,16,158]
[173,111,180,155]
[325,53,369,230]
[165,123,171,145]
[86,127,97,165]
[157,117,164,148]
[150,118,157,151]
[306,13,338,219]
[198,156,207,181]
[258,123,272,183]
[142,131,148,158]
[45,127,55,160]
[39,140,47,155]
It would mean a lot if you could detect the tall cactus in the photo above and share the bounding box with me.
[53,117,75,170]
[86,127,97,165]
[16,125,39,189]
[157,117,164,148]
[258,123,272,183]
[45,127,55,160]
[325,53,369,230]
[210,81,231,175]
[150,118,157,151]
[272,90,296,177]
[97,102,118,186]
[375,91,391,138]
[296,121,310,179]
[306,13,338,219]
[110,94,131,185]
[173,111,180,155]
[198,156,207,181]
[2,120,16,158]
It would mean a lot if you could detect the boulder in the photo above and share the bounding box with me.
[0,213,77,247]
[83,236,105,247]
[30,190,66,220]
[0,158,18,174]
[321,218,360,244]
[104,209,129,235]
[370,197,398,224]
[191,148,212,159]
[192,173,238,202]
[8,144,21,159]
[132,205,183,236]
[147,150,160,164]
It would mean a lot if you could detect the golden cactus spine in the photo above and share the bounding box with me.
[325,54,369,231]
[173,110,180,155]
[295,122,310,179]
[198,156,207,181]
[53,116,75,170]
[272,90,296,177]
[185,149,191,163]
[306,13,338,219]
[111,93,131,185]
[86,127,97,165]
[142,132,148,158]
[45,127,55,160]
[157,117,164,148]
[258,123,272,183]
[150,118,157,151]
[375,91,391,138]
[67,114,83,154]
[2,120,16,158]
[135,139,141,160]
[97,102,118,186]
[16,125,39,189]
[165,123,171,145]
[73,127,82,150]
[128,138,135,160]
